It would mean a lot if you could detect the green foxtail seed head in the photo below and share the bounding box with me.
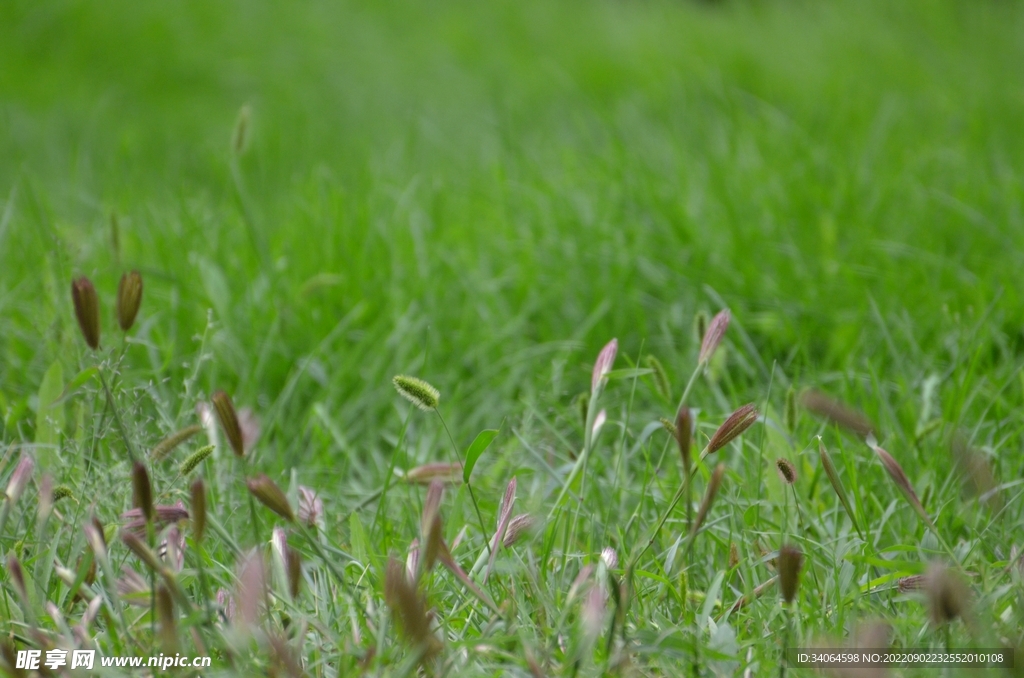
[131,461,154,524]
[247,473,295,522]
[179,445,214,476]
[151,424,203,461]
[52,485,74,503]
[644,354,671,401]
[392,375,440,411]
[211,391,245,457]
[706,403,758,454]
[116,270,143,332]
[190,478,207,544]
[778,544,803,604]
[71,276,100,350]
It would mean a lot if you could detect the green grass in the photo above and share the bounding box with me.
[2,0,1024,674]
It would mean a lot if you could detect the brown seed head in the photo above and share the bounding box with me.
[675,406,693,473]
[6,554,27,603]
[951,432,1000,507]
[591,338,618,392]
[121,530,164,573]
[688,463,726,542]
[698,310,730,365]
[800,390,875,439]
[897,574,926,593]
[150,424,203,461]
[872,444,934,529]
[925,563,970,626]
[190,478,207,544]
[156,584,177,653]
[776,458,797,485]
[778,544,803,604]
[384,556,440,656]
[817,438,862,539]
[286,548,302,600]
[706,403,759,454]
[71,276,101,350]
[404,462,463,485]
[211,391,245,457]
[116,270,143,332]
[247,473,295,522]
[131,461,154,524]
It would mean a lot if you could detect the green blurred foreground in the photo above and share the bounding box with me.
[2,0,1024,675]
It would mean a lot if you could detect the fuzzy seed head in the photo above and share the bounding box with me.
[71,276,101,350]
[6,554,27,602]
[116,270,143,332]
[211,391,245,457]
[503,514,535,547]
[190,478,207,544]
[800,389,875,439]
[729,542,740,569]
[659,417,677,437]
[121,530,163,573]
[675,406,693,472]
[776,458,797,485]
[784,386,798,433]
[404,462,463,485]
[706,403,759,454]
[52,485,74,503]
[157,585,177,653]
[591,338,618,392]
[689,463,726,541]
[872,444,933,529]
[898,574,925,593]
[778,544,803,604]
[644,354,671,401]
[179,445,214,476]
[392,375,440,411]
[286,548,302,600]
[131,461,154,524]
[4,453,34,504]
[150,424,203,461]
[925,563,969,625]
[698,310,730,365]
[384,556,440,656]
[297,486,324,528]
[247,473,295,522]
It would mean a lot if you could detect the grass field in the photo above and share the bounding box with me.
[2,0,1024,675]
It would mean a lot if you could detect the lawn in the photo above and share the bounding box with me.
[2,0,1024,675]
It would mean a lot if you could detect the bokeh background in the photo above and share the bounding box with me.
[2,0,1023,472]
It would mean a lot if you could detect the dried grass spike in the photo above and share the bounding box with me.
[190,478,207,544]
[591,338,618,392]
[247,474,295,522]
[688,463,726,543]
[71,276,100,350]
[871,443,934,530]
[211,391,245,457]
[131,461,154,523]
[800,389,875,439]
[706,403,758,454]
[392,375,440,411]
[676,406,693,473]
[778,544,803,604]
[698,309,730,365]
[116,270,143,332]
[776,458,797,485]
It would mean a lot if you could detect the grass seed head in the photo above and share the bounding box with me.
[179,445,214,475]
[156,584,177,653]
[800,389,875,439]
[784,386,798,433]
[698,309,730,365]
[71,276,101,350]
[689,463,726,541]
[778,544,803,604]
[644,354,671,401]
[950,432,1000,507]
[675,406,693,472]
[392,375,440,411]
[286,547,302,599]
[6,554,27,604]
[591,338,618,392]
[706,403,758,454]
[659,417,677,437]
[404,462,463,485]
[211,391,245,457]
[122,504,189,536]
[131,461,154,524]
[121,530,164,573]
[150,424,203,461]
[776,458,797,485]
[4,453,34,504]
[116,270,143,332]
[872,443,934,529]
[925,563,970,626]
[817,438,862,538]
[897,574,925,592]
[384,556,440,657]
[52,485,74,503]
[190,478,207,544]
[503,514,535,547]
[247,473,295,522]
[297,486,324,528]
[729,542,740,569]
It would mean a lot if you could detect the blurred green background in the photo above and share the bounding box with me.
[2,0,1023,470]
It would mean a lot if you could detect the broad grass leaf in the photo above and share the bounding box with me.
[463,429,498,483]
